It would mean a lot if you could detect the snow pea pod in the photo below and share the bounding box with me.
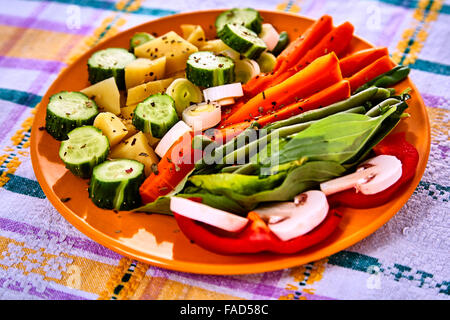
[354,66,410,94]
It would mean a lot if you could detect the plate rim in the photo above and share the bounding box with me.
[30,9,431,275]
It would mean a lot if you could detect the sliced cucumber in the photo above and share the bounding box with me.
[186,51,235,88]
[89,159,145,210]
[88,48,136,90]
[165,78,203,116]
[215,8,263,34]
[256,51,277,73]
[59,126,109,179]
[234,58,260,84]
[132,93,178,138]
[218,23,267,59]
[46,91,99,140]
[129,32,154,52]
[270,31,289,56]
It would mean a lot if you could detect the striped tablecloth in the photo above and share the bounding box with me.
[0,0,448,300]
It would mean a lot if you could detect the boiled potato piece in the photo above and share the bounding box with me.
[144,132,161,149]
[120,104,138,120]
[180,24,197,39]
[199,39,231,54]
[93,112,128,147]
[109,132,159,176]
[126,78,175,106]
[186,26,206,48]
[81,77,121,115]
[134,31,198,75]
[125,57,166,90]
[120,119,139,140]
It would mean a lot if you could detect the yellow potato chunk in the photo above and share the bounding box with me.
[199,39,232,54]
[81,77,121,115]
[186,26,206,48]
[120,119,139,139]
[144,132,161,149]
[120,104,137,120]
[126,78,175,106]
[134,31,198,75]
[93,112,128,147]
[125,57,166,90]
[109,132,159,177]
[180,24,197,39]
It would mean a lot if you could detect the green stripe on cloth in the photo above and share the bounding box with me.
[0,88,42,108]
[410,59,450,76]
[2,173,46,199]
[328,251,381,272]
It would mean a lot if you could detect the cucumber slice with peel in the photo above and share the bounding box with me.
[130,32,154,52]
[89,159,145,210]
[186,51,235,88]
[215,8,263,34]
[271,31,289,56]
[218,24,267,59]
[132,93,179,138]
[88,48,136,90]
[59,126,109,179]
[46,91,99,141]
[165,78,203,116]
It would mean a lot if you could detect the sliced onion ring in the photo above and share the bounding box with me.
[182,102,221,131]
[154,120,192,158]
[203,83,244,102]
[260,24,280,51]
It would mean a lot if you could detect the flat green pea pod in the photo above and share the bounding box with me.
[354,66,410,94]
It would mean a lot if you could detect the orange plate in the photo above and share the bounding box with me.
[30,10,430,275]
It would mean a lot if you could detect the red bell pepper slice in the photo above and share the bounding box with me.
[327,132,419,208]
[173,202,343,255]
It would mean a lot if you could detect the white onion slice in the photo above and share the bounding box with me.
[203,83,244,102]
[182,102,221,131]
[170,197,249,232]
[260,24,280,51]
[154,121,192,158]
[217,97,235,106]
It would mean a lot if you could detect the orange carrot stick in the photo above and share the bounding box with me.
[347,55,394,92]
[274,15,333,74]
[291,21,355,72]
[339,47,389,78]
[243,15,333,97]
[222,52,342,126]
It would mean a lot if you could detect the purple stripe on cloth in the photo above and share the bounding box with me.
[0,56,66,73]
[0,13,93,35]
[421,92,450,109]
[0,102,28,143]
[0,217,122,260]
[376,9,408,47]
[0,278,88,300]
[152,267,291,299]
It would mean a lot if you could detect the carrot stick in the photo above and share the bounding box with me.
[222,52,342,126]
[339,47,389,78]
[217,80,350,142]
[242,15,333,97]
[347,55,394,92]
[291,21,355,72]
[274,15,333,74]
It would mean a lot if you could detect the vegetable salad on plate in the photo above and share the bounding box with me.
[44,8,419,255]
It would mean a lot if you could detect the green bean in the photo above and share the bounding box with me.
[263,87,380,131]
[221,105,367,166]
[354,66,410,94]
[365,98,401,117]
[220,164,247,173]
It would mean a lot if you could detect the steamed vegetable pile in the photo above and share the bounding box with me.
[44,8,419,255]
